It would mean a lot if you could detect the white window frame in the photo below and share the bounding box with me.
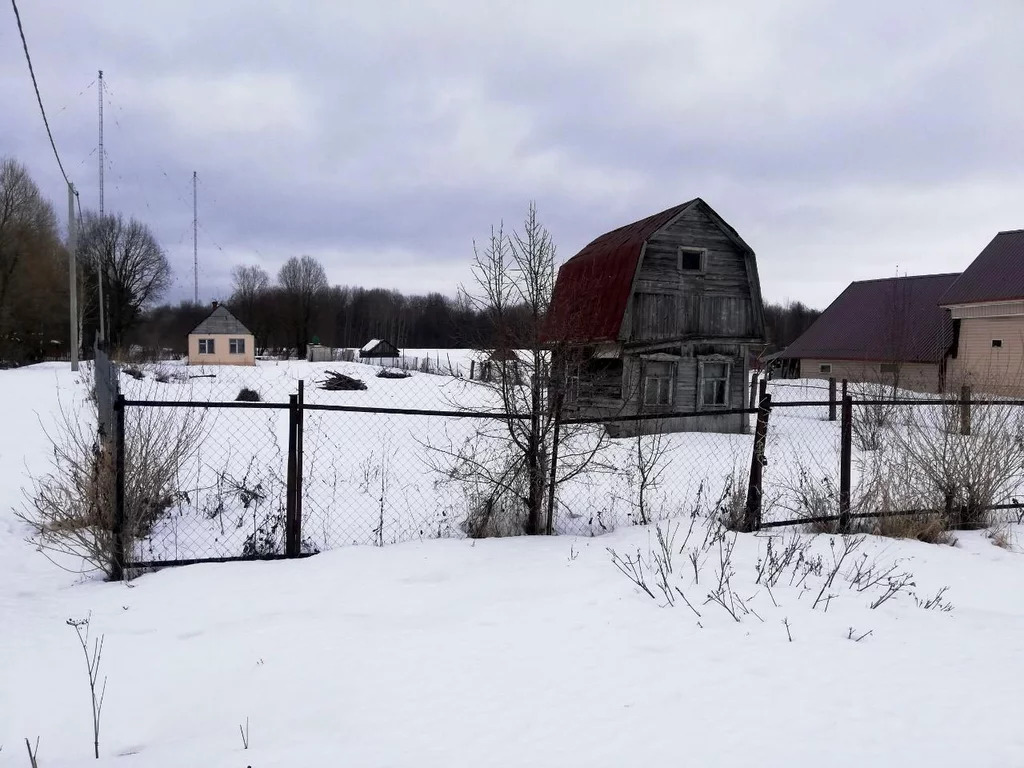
[819,363,832,374]
[698,357,731,409]
[678,247,706,272]
[198,338,215,354]
[642,363,675,407]
[229,337,246,355]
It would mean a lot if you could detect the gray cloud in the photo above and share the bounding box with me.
[4,0,1023,308]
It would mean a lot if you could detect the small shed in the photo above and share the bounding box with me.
[359,339,400,358]
[188,302,255,366]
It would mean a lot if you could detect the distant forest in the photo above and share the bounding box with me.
[126,288,821,357]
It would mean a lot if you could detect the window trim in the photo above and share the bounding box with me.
[642,362,675,407]
[198,338,215,354]
[698,356,731,409]
[678,246,706,272]
[229,337,246,355]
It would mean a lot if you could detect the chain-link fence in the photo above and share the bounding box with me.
[99,360,1024,576]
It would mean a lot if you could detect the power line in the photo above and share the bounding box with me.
[10,0,69,184]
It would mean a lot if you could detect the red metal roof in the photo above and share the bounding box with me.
[544,200,698,343]
[783,273,960,364]
[940,230,1024,306]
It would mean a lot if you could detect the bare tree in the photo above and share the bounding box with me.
[278,254,327,357]
[431,204,611,536]
[231,264,269,316]
[78,213,171,349]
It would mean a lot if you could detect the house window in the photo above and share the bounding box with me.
[198,338,215,354]
[230,338,246,354]
[819,364,832,374]
[642,362,674,406]
[699,360,730,408]
[679,247,705,271]
[880,363,899,374]
[992,339,1003,348]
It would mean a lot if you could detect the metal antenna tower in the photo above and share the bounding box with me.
[193,171,198,304]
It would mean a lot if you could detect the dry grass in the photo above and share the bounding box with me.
[987,522,1014,550]
[860,513,955,545]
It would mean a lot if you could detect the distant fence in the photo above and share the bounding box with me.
[307,346,470,377]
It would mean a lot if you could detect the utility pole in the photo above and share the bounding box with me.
[68,183,78,371]
[193,170,198,304]
[96,69,106,343]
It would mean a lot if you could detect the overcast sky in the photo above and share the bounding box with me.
[4,0,1023,309]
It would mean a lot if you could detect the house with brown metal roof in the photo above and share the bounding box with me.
[941,230,1024,394]
[780,274,960,392]
[545,198,766,435]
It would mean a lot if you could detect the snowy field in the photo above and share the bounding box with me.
[110,358,757,561]
[3,363,1024,766]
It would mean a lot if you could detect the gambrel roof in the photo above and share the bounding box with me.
[544,198,753,343]
[189,305,252,336]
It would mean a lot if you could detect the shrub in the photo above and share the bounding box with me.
[19,386,205,578]
[123,366,144,380]
[236,387,261,402]
[377,368,411,379]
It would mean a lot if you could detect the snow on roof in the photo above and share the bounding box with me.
[360,339,382,353]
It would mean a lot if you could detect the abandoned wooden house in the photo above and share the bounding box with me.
[545,198,766,435]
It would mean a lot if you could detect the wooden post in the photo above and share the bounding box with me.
[828,377,837,421]
[839,395,853,534]
[749,372,759,410]
[842,378,848,401]
[470,359,475,381]
[758,376,767,402]
[285,393,299,557]
[960,385,972,436]
[744,392,772,532]
[111,394,126,581]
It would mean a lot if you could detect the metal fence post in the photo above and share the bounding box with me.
[296,380,305,552]
[545,392,563,535]
[111,394,126,581]
[960,385,972,436]
[285,393,299,557]
[828,377,837,421]
[839,394,853,534]
[744,392,772,532]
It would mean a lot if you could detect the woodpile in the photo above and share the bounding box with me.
[318,370,368,391]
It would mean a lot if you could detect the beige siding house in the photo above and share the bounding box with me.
[780,274,960,393]
[187,303,255,366]
[941,230,1024,394]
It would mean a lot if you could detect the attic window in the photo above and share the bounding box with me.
[679,247,705,271]
[993,339,1003,348]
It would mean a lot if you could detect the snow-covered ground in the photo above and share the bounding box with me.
[3,363,1024,766]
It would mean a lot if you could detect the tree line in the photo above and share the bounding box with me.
[0,155,820,364]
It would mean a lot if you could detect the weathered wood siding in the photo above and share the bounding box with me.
[629,204,762,343]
